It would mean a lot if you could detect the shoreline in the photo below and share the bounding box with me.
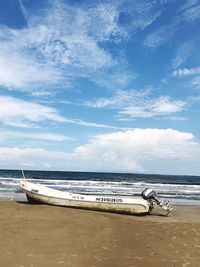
[0,201,200,266]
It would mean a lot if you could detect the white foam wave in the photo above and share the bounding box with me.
[1,178,200,202]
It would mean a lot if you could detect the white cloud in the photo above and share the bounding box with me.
[144,0,200,49]
[165,116,189,122]
[173,67,200,77]
[0,25,63,91]
[0,147,67,170]
[86,89,149,108]
[172,42,194,69]
[191,77,200,89]
[179,0,199,12]
[86,1,127,42]
[91,69,137,90]
[182,3,200,22]
[0,130,71,142]
[118,97,185,119]
[0,95,66,128]
[144,23,177,48]
[0,0,133,93]
[0,0,171,93]
[0,95,124,129]
[86,90,185,119]
[150,97,184,114]
[118,1,162,33]
[63,118,123,130]
[1,129,200,175]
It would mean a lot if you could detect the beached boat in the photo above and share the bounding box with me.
[20,180,172,215]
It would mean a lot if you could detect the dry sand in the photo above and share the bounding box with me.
[0,201,200,267]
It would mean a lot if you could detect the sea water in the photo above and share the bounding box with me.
[0,169,200,205]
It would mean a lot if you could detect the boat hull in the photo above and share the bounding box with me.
[20,180,150,215]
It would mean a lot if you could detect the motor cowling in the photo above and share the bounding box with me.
[141,188,157,201]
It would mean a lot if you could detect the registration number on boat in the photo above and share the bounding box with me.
[95,197,123,203]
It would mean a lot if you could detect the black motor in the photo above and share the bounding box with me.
[141,188,158,201]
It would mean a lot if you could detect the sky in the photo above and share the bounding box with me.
[0,0,200,175]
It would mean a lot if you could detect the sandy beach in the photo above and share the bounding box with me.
[0,201,199,267]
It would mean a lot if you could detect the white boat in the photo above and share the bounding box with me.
[20,180,172,215]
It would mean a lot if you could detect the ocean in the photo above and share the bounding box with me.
[0,169,200,205]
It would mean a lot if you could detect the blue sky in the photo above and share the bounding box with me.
[0,0,200,175]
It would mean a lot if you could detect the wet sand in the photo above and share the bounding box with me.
[0,201,200,267]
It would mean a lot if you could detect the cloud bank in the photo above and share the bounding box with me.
[0,128,199,175]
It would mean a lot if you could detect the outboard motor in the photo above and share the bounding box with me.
[141,188,172,215]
